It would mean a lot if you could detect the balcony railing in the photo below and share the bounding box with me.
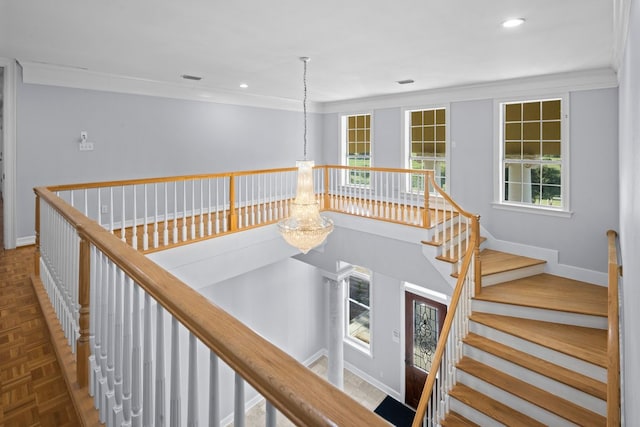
[34,165,480,426]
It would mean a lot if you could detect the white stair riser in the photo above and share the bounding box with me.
[449,397,507,427]
[482,264,546,286]
[469,321,607,383]
[463,345,606,416]
[456,370,576,427]
[472,300,608,329]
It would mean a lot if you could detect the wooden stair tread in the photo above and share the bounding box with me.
[449,383,545,427]
[470,312,607,367]
[457,358,606,426]
[479,249,546,276]
[441,411,480,426]
[474,273,607,317]
[463,333,607,400]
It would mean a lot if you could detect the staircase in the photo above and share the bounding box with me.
[430,246,609,426]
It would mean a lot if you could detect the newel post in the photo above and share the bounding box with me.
[229,174,237,231]
[34,191,41,275]
[473,215,482,296]
[77,226,91,388]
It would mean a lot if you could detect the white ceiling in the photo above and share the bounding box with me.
[0,0,615,104]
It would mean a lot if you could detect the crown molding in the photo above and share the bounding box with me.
[18,60,322,113]
[320,68,618,113]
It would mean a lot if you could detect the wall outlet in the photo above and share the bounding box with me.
[79,142,94,151]
[101,205,108,214]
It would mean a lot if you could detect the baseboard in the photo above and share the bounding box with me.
[16,235,36,247]
[343,359,402,401]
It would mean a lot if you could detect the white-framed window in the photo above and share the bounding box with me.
[345,265,372,351]
[497,96,569,212]
[404,107,448,193]
[341,113,372,186]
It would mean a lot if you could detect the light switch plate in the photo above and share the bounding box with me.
[79,142,94,151]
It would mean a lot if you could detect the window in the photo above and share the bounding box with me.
[343,114,372,186]
[500,98,565,209]
[406,108,447,193]
[346,266,371,349]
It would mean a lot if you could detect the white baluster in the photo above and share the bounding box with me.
[215,179,220,235]
[154,183,159,248]
[98,256,109,422]
[113,268,124,426]
[170,317,181,427]
[155,304,166,427]
[209,352,220,427]
[105,263,116,426]
[89,245,98,397]
[234,373,245,427]
[245,175,250,226]
[251,175,255,226]
[266,401,276,427]
[223,178,228,232]
[84,189,89,217]
[110,187,115,233]
[207,179,213,236]
[122,186,127,243]
[187,333,198,427]
[191,180,196,240]
[182,181,188,241]
[132,186,138,250]
[143,292,154,427]
[91,250,102,403]
[164,183,169,246]
[173,182,179,244]
[131,284,142,427]
[123,277,133,425]
[143,185,149,250]
[200,179,205,237]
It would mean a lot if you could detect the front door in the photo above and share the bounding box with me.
[404,292,447,409]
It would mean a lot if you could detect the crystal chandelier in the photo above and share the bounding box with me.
[278,57,333,254]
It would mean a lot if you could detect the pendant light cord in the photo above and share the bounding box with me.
[302,57,308,160]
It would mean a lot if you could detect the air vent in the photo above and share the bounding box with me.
[397,79,415,85]
[181,74,202,81]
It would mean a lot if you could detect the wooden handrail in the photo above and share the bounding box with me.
[411,217,479,426]
[606,229,621,427]
[35,186,388,426]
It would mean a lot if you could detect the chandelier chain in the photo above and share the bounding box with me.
[303,58,308,160]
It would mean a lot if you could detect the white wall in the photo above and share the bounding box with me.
[617,0,640,422]
[323,87,619,273]
[197,258,326,422]
[15,77,322,240]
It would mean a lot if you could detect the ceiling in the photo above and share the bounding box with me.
[0,1,615,104]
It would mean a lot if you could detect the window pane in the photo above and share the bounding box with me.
[542,141,561,159]
[411,111,423,126]
[424,126,435,142]
[505,103,521,122]
[413,302,439,372]
[435,125,445,141]
[424,143,435,157]
[348,130,356,142]
[505,123,521,140]
[505,141,521,159]
[348,142,357,155]
[356,115,365,128]
[435,142,446,158]
[349,302,370,344]
[412,142,423,156]
[348,116,356,128]
[523,141,541,159]
[542,100,561,120]
[349,276,369,305]
[435,109,445,124]
[542,121,561,140]
[412,126,422,142]
[423,110,435,125]
[523,102,541,121]
[523,122,540,140]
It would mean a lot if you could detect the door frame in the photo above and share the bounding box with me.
[403,287,448,408]
[0,57,17,250]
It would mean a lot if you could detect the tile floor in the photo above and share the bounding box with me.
[237,356,387,426]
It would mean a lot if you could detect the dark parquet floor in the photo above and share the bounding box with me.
[0,198,80,426]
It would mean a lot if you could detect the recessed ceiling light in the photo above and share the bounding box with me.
[239,83,249,89]
[397,79,415,85]
[181,74,202,81]
[502,18,525,28]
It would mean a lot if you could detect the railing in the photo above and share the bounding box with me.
[49,166,436,255]
[606,229,621,427]
[411,214,480,427]
[35,186,388,426]
[36,165,456,426]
